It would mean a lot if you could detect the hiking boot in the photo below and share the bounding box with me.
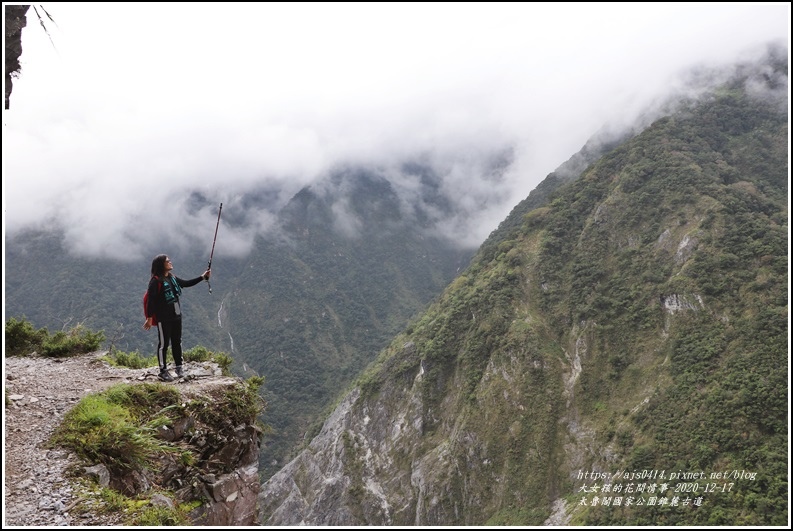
[175,366,184,378]
[158,370,174,382]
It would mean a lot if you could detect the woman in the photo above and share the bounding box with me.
[143,254,211,381]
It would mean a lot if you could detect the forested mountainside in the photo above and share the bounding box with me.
[4,166,475,478]
[259,48,788,526]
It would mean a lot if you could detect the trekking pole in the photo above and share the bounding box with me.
[206,202,222,293]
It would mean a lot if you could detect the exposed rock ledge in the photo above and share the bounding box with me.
[4,351,261,526]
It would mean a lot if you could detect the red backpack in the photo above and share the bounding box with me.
[143,276,161,327]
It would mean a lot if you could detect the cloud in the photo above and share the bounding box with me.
[3,2,789,259]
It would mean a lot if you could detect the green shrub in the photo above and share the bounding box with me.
[41,324,105,358]
[133,505,190,526]
[103,350,157,369]
[211,351,233,375]
[52,382,186,470]
[184,345,213,362]
[50,386,175,471]
[184,346,233,375]
[103,383,181,420]
[6,317,104,358]
[5,317,48,356]
[191,376,266,428]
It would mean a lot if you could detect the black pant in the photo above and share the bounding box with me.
[156,319,183,371]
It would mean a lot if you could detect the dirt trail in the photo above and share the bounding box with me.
[3,352,231,526]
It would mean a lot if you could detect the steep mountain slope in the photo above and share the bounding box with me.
[223,168,474,476]
[258,49,788,526]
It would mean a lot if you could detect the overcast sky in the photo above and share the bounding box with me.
[2,2,790,261]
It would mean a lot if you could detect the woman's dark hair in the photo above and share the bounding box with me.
[151,254,168,277]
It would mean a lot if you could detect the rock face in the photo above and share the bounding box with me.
[259,390,364,526]
[4,4,29,109]
[141,392,264,527]
[259,335,568,526]
[4,352,263,526]
[185,428,262,526]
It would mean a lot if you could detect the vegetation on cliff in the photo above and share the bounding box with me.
[271,50,788,526]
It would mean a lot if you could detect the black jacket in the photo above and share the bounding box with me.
[146,274,204,323]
